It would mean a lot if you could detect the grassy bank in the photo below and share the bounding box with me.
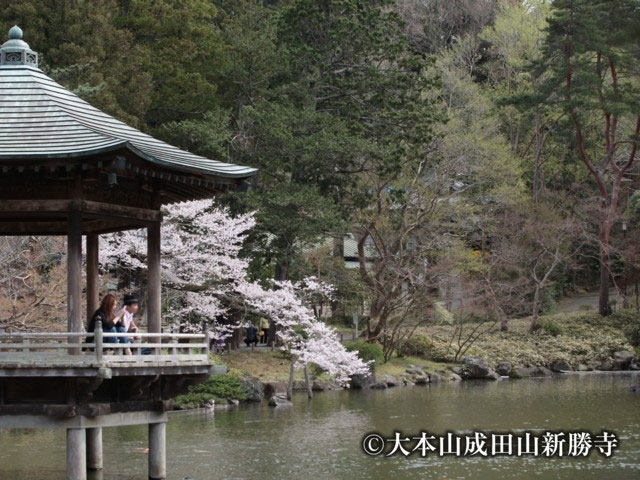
[221,349,308,382]
[409,311,639,368]
[174,350,309,408]
[174,311,639,408]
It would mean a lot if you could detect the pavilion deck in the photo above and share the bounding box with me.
[0,323,220,426]
[0,327,220,376]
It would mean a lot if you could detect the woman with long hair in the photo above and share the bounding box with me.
[88,293,125,345]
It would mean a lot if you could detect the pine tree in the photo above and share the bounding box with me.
[534,0,640,315]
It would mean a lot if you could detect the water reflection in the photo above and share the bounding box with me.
[1,372,638,480]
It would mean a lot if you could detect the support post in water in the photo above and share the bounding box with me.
[149,421,167,479]
[86,427,103,470]
[67,427,86,480]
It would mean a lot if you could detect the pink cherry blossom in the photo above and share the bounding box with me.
[100,200,369,383]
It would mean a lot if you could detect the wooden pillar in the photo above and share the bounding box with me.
[147,221,162,334]
[86,427,103,470]
[149,422,166,479]
[67,428,87,480]
[68,205,83,348]
[86,234,99,321]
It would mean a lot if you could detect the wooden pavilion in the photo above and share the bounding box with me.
[0,25,256,480]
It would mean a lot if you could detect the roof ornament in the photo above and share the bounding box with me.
[0,25,38,68]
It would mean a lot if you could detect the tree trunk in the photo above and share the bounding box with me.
[287,354,296,400]
[268,320,277,350]
[303,363,313,399]
[270,259,289,348]
[529,284,542,332]
[598,217,612,316]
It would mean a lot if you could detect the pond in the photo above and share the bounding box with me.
[0,372,638,480]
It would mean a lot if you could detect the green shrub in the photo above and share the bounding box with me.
[346,341,383,364]
[399,334,451,361]
[175,373,249,409]
[433,302,454,325]
[538,318,562,336]
[399,334,433,357]
[625,322,640,347]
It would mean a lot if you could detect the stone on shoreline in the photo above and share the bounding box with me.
[549,359,572,372]
[370,381,388,389]
[512,366,554,378]
[405,366,426,376]
[380,375,399,387]
[402,376,416,386]
[495,362,512,376]
[413,375,429,385]
[596,350,636,371]
[613,350,634,370]
[268,394,292,407]
[350,372,376,389]
[460,356,500,380]
[312,381,327,391]
[264,381,288,397]
[240,376,265,402]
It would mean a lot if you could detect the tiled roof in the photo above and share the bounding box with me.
[0,27,256,180]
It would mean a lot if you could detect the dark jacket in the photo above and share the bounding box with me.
[245,325,258,343]
[88,308,115,332]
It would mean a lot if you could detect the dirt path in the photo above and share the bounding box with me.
[555,288,619,313]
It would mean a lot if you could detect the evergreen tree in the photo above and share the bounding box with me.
[532,0,640,315]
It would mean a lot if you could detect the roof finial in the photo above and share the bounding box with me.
[1,25,38,68]
[8,25,23,40]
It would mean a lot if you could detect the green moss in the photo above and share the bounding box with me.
[538,318,562,336]
[174,372,249,409]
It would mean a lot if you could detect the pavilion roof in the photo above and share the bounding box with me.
[0,26,257,180]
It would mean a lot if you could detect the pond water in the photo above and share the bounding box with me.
[0,372,639,480]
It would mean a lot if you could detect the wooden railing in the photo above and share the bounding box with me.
[0,321,210,366]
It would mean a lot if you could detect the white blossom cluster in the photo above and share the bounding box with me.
[100,200,369,383]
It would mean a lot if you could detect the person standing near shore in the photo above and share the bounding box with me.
[259,317,269,345]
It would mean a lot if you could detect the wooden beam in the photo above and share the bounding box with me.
[0,219,146,235]
[0,199,71,213]
[86,234,99,325]
[0,200,161,223]
[147,221,161,335]
[82,200,161,223]
[67,205,83,340]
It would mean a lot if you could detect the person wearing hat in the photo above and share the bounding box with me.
[115,294,140,355]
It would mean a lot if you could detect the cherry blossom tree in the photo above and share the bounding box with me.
[99,200,369,387]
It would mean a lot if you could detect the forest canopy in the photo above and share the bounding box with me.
[1,0,639,347]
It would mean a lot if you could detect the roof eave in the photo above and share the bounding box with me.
[0,141,258,181]
[124,142,258,181]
